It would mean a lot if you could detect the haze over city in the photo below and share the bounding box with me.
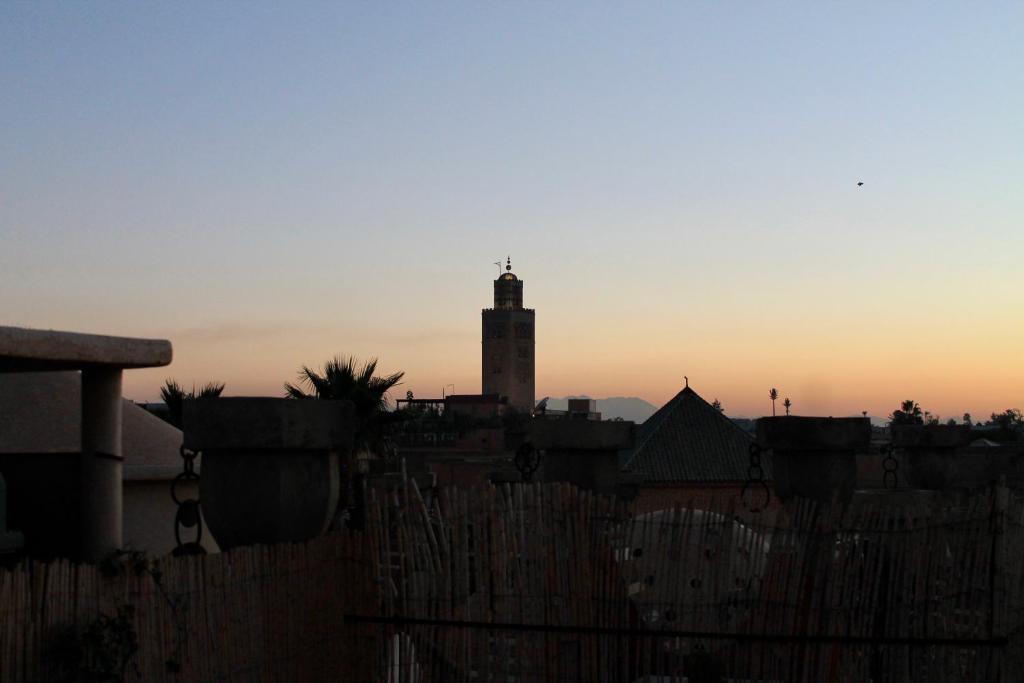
[2,3,1021,419]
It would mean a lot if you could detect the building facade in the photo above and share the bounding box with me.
[481,258,535,413]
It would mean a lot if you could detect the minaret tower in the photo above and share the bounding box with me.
[482,257,535,413]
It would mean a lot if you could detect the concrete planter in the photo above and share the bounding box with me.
[890,425,1024,490]
[891,425,971,490]
[757,417,871,504]
[183,398,354,550]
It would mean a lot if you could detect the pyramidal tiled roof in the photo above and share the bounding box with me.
[624,386,770,483]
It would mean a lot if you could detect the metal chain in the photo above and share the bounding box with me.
[882,445,899,490]
[171,445,206,556]
[741,443,771,513]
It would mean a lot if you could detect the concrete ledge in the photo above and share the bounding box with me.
[527,419,635,450]
[0,326,172,371]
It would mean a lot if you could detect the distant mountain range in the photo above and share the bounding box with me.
[544,396,658,423]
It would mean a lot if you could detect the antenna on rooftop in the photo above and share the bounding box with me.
[684,376,689,388]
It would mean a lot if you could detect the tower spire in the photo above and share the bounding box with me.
[506,255,512,272]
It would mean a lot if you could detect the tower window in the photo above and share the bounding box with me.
[517,347,530,359]
[514,323,532,339]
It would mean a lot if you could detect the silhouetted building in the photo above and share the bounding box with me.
[481,257,535,413]
[394,393,508,421]
[567,398,601,420]
[622,383,775,513]
[388,393,511,489]
[388,392,635,497]
[535,397,602,420]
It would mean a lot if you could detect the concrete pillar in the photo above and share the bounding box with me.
[80,368,123,562]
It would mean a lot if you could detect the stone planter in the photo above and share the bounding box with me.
[757,417,871,504]
[891,425,971,490]
[891,425,1024,490]
[183,398,354,550]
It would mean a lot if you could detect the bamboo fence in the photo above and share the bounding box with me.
[3,482,1024,682]
[0,528,378,682]
[368,481,1024,682]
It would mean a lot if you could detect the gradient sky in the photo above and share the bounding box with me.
[2,3,1022,420]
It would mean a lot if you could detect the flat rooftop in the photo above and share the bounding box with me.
[0,326,172,372]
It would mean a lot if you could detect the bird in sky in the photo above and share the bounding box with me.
[857,181,864,187]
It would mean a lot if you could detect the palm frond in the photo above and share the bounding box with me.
[285,354,404,425]
[284,382,313,399]
[161,378,224,427]
[198,381,225,398]
[160,379,186,406]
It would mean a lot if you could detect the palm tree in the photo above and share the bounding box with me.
[889,399,924,426]
[285,354,403,409]
[769,388,779,417]
[285,355,404,449]
[286,355,404,531]
[160,379,225,428]
[988,409,1023,431]
[783,397,792,416]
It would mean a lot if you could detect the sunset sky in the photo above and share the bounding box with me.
[2,3,1021,420]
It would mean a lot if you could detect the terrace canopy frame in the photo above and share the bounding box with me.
[0,326,172,562]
